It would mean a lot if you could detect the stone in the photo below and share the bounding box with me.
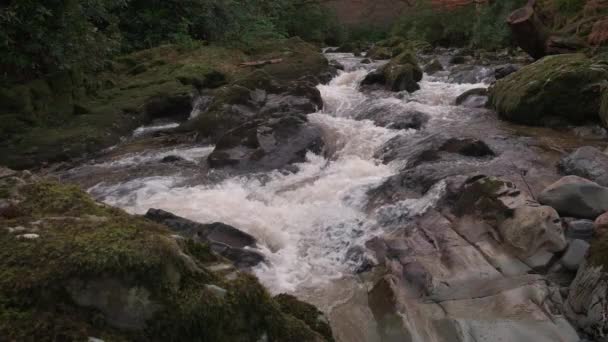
[356,103,429,130]
[361,52,422,93]
[498,205,567,258]
[16,233,39,239]
[454,88,488,108]
[160,155,186,163]
[566,261,608,340]
[524,250,555,270]
[360,58,372,64]
[559,146,608,186]
[450,55,467,64]
[0,166,16,179]
[566,219,595,240]
[439,138,494,157]
[538,176,608,219]
[423,59,444,74]
[494,64,520,80]
[490,54,608,126]
[205,284,228,298]
[594,211,608,237]
[561,239,590,271]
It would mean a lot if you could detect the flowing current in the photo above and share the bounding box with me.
[85,52,491,325]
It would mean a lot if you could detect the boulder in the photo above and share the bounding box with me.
[454,88,488,108]
[498,205,567,258]
[560,239,590,271]
[559,146,608,186]
[356,103,429,130]
[207,114,323,173]
[489,54,608,126]
[367,46,392,60]
[538,176,608,219]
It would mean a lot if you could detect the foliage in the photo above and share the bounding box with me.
[553,0,586,15]
[391,0,527,49]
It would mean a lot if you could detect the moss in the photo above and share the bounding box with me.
[275,294,334,341]
[490,53,608,125]
[0,177,331,341]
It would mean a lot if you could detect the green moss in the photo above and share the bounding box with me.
[490,53,608,125]
[275,294,334,341]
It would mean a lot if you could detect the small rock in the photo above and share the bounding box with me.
[560,239,590,271]
[7,226,27,233]
[360,58,372,64]
[17,233,39,239]
[204,284,227,298]
[454,88,488,108]
[494,64,520,80]
[538,176,608,219]
[594,211,608,237]
[566,219,595,240]
[423,59,443,74]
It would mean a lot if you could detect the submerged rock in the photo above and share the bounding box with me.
[559,146,608,186]
[539,176,608,219]
[490,54,608,126]
[423,59,443,75]
[454,88,488,108]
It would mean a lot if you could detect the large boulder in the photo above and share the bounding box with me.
[489,54,608,126]
[362,52,422,92]
[207,114,323,173]
[559,146,608,187]
[538,176,608,219]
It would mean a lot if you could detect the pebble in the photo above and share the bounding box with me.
[17,233,39,240]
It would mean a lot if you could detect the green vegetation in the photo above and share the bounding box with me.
[0,175,331,341]
[391,0,527,50]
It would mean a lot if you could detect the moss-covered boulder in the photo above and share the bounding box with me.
[0,172,332,341]
[362,52,423,92]
[489,53,608,126]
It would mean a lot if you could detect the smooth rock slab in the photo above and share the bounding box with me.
[559,146,608,186]
[538,176,608,219]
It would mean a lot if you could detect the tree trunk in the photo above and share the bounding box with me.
[507,1,550,59]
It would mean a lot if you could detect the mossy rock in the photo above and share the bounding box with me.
[382,52,423,92]
[489,53,608,126]
[275,294,334,341]
[0,175,331,341]
[367,46,393,60]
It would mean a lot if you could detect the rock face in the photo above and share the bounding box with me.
[538,176,608,219]
[362,52,423,92]
[145,208,265,268]
[0,173,331,341]
[207,114,323,172]
[489,54,608,126]
[566,261,608,339]
[559,146,608,186]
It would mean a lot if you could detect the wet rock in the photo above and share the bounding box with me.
[439,137,494,157]
[144,93,192,121]
[177,69,228,90]
[566,219,595,240]
[494,64,520,80]
[594,212,608,237]
[362,52,422,93]
[498,205,567,258]
[490,54,608,126]
[449,55,467,64]
[0,166,16,179]
[538,176,608,219]
[207,114,323,173]
[423,59,443,74]
[561,239,590,271]
[329,60,345,70]
[274,294,335,341]
[366,46,392,60]
[357,104,429,130]
[145,208,264,268]
[454,88,488,108]
[559,146,608,186]
[360,58,372,64]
